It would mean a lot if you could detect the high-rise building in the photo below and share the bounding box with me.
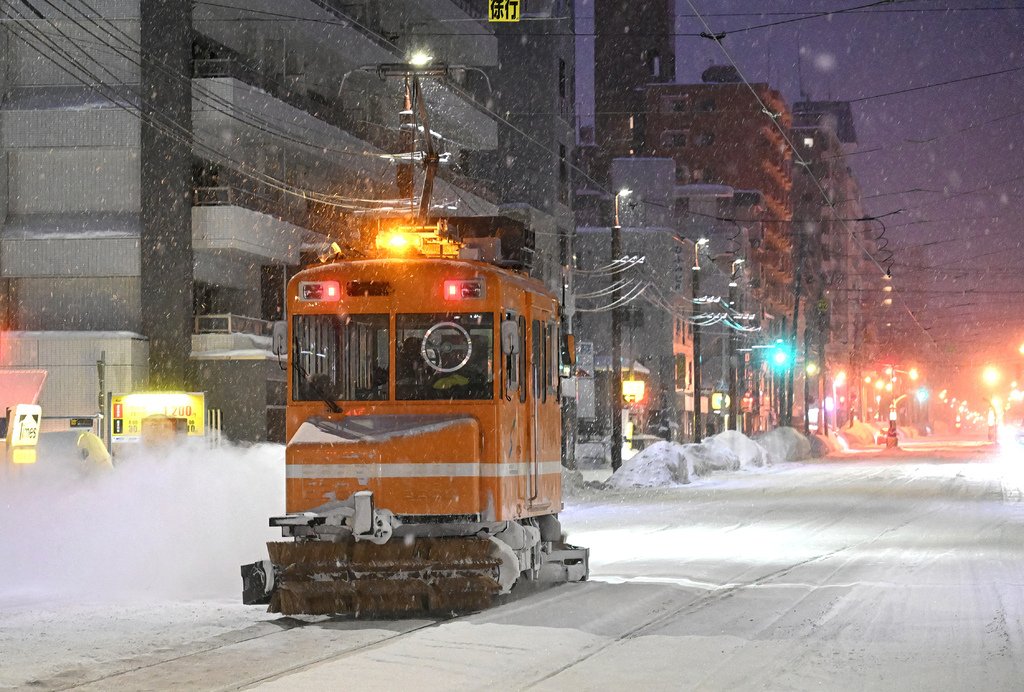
[640,72,794,321]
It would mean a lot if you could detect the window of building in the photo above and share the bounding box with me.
[803,136,814,148]
[699,99,716,112]
[675,354,687,391]
[558,58,567,99]
[671,100,687,112]
[695,133,715,147]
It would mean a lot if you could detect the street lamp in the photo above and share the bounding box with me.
[982,365,1001,388]
[610,188,631,472]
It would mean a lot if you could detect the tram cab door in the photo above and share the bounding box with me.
[528,309,556,510]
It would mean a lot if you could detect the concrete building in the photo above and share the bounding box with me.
[640,71,795,324]
[791,100,879,430]
[0,1,569,442]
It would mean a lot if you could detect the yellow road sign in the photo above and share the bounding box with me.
[110,392,206,441]
[488,0,520,22]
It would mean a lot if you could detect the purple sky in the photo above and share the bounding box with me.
[575,0,1024,395]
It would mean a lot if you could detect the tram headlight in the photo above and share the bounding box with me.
[377,230,422,254]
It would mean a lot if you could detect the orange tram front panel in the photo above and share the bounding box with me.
[284,257,564,522]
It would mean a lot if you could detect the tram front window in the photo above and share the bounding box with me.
[292,314,389,402]
[396,313,494,400]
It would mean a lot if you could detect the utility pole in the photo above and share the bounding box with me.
[692,239,706,442]
[728,260,742,431]
[610,189,630,471]
[788,229,805,427]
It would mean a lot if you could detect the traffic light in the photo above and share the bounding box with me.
[769,340,794,371]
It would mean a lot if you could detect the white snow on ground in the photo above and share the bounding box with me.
[6,438,1024,690]
[838,419,882,448]
[0,437,284,601]
[606,431,779,489]
[705,430,778,468]
[754,426,813,461]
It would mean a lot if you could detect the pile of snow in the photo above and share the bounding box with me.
[684,440,740,474]
[606,431,778,489]
[606,441,690,488]
[810,432,843,457]
[705,430,777,468]
[755,426,813,461]
[838,420,882,448]
[0,438,284,602]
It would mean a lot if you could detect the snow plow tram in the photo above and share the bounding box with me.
[241,227,588,616]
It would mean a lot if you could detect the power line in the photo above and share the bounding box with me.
[683,0,941,354]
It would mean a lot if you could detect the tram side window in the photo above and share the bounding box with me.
[518,315,527,403]
[503,310,520,399]
[292,314,389,402]
[396,313,495,400]
[549,321,558,395]
[532,319,544,402]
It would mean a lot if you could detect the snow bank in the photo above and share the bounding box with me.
[0,438,284,602]
[606,431,776,489]
[838,420,882,448]
[683,441,740,475]
[606,441,690,488]
[809,433,842,458]
[755,427,813,461]
[705,430,777,468]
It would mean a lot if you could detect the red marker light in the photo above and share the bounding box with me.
[443,279,485,300]
[299,281,341,301]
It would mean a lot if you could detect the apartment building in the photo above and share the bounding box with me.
[0,0,571,442]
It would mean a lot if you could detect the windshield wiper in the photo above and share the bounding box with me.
[292,339,342,413]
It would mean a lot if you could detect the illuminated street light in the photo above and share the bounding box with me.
[982,366,1001,387]
[806,362,819,376]
[908,368,919,381]
[408,51,434,67]
[874,379,885,391]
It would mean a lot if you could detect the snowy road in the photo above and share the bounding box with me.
[7,438,1024,690]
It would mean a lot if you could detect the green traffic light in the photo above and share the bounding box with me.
[769,341,793,370]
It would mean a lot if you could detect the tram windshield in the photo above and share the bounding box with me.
[396,313,495,400]
[290,312,495,402]
[292,314,389,401]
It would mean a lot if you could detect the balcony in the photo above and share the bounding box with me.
[192,313,276,361]
[191,77,393,179]
[192,203,307,277]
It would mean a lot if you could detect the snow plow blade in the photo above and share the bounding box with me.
[252,537,503,617]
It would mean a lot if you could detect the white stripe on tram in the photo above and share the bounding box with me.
[286,461,564,480]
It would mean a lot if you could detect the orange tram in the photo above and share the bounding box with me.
[242,234,589,617]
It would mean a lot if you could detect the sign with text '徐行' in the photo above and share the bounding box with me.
[488,0,520,22]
